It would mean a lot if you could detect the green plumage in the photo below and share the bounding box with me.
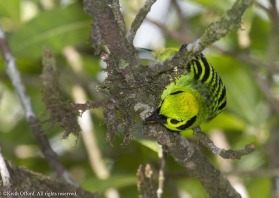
[142,44,226,132]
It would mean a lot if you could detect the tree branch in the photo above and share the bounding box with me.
[193,127,255,159]
[147,18,193,43]
[126,0,157,43]
[188,0,254,53]
[84,0,255,197]
[144,0,255,77]
[146,126,241,198]
[0,26,77,186]
[0,147,11,195]
[0,161,96,198]
[83,0,137,67]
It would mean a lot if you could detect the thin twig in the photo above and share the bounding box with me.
[170,0,189,32]
[126,0,157,43]
[255,1,269,12]
[157,146,165,198]
[111,0,127,32]
[0,26,77,186]
[148,18,279,74]
[265,3,279,197]
[212,46,279,73]
[269,0,279,32]
[193,127,255,159]
[186,0,255,53]
[144,0,255,77]
[0,147,11,193]
[146,18,193,42]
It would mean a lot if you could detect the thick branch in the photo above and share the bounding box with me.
[85,0,255,197]
[83,0,137,67]
[0,162,96,198]
[147,126,241,198]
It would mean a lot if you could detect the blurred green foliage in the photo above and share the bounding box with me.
[0,0,278,197]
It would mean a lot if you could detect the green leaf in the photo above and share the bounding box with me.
[9,3,92,59]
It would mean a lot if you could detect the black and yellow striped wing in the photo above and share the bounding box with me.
[188,53,226,121]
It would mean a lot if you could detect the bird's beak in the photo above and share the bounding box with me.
[143,109,166,125]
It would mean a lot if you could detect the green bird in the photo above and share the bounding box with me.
[141,44,226,132]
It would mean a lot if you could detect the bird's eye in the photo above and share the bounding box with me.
[170,119,180,124]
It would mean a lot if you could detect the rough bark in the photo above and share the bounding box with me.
[83,0,254,197]
[0,162,98,198]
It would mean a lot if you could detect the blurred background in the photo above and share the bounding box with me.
[0,0,278,197]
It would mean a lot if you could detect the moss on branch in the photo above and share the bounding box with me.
[84,0,255,197]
